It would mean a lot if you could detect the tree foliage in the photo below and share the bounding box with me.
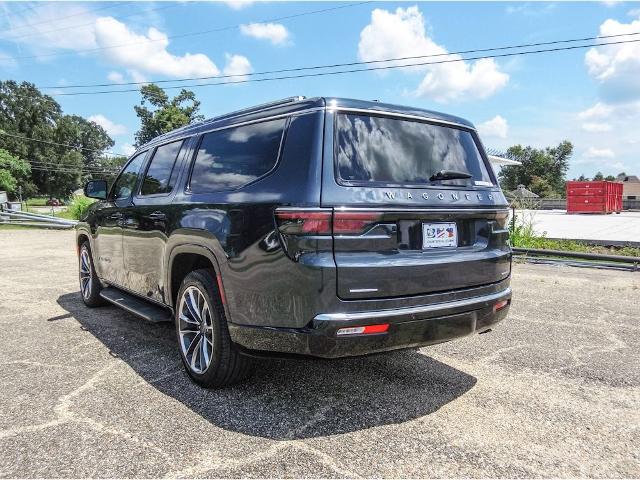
[0,80,115,198]
[134,84,204,147]
[0,148,33,198]
[498,141,573,198]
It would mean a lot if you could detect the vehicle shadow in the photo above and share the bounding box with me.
[57,292,477,440]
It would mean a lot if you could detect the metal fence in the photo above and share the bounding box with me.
[0,207,77,229]
[523,199,640,210]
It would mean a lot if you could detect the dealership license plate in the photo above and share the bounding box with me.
[422,222,458,248]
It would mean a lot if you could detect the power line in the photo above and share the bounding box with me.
[6,2,372,62]
[3,3,179,42]
[46,38,640,97]
[0,131,127,156]
[46,30,640,90]
[2,2,128,35]
[28,160,120,171]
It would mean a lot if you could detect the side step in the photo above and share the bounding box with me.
[100,288,173,323]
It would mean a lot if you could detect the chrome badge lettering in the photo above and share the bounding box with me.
[381,190,493,203]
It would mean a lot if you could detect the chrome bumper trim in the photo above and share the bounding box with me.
[314,288,512,322]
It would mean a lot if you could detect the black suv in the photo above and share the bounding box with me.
[77,96,512,387]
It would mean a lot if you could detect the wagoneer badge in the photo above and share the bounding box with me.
[383,191,494,202]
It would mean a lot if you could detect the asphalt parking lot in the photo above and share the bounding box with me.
[0,229,638,478]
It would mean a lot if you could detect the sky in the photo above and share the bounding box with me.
[0,0,639,178]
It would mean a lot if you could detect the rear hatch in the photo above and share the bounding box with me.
[324,110,511,300]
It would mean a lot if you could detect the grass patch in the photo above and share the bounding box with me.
[510,210,640,257]
[25,197,49,207]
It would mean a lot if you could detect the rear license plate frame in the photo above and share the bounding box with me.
[422,222,458,249]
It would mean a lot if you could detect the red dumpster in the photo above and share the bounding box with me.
[566,181,623,214]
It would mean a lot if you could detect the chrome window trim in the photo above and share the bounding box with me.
[333,207,510,214]
[314,288,511,322]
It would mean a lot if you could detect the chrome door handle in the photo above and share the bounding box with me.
[148,211,166,220]
[109,212,123,220]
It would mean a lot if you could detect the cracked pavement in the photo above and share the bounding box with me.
[0,229,638,478]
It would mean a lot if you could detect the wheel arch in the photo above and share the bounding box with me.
[165,243,226,312]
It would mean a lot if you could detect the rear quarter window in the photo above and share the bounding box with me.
[335,113,493,187]
[190,118,287,193]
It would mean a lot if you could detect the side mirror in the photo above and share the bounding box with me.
[84,179,108,200]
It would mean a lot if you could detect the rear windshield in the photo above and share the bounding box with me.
[335,113,493,187]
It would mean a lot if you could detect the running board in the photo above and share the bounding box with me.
[99,288,173,323]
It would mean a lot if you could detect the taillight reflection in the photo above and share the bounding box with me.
[333,211,383,235]
[275,209,332,235]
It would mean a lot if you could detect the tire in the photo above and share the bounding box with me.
[175,269,253,388]
[79,242,106,307]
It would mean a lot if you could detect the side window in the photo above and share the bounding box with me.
[140,140,184,196]
[112,151,146,202]
[190,118,286,193]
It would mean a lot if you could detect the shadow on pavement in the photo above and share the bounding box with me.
[57,291,477,440]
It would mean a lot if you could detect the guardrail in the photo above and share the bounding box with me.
[512,247,639,271]
[0,207,77,229]
[525,199,640,210]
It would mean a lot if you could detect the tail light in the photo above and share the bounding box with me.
[493,299,509,312]
[336,323,389,336]
[275,208,332,235]
[333,211,383,235]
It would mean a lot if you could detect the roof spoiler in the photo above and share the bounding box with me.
[211,96,307,123]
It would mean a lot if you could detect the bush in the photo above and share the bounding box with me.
[67,195,96,220]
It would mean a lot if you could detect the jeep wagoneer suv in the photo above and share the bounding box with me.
[77,96,512,387]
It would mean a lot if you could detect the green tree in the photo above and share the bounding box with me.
[134,84,204,147]
[0,148,33,198]
[0,80,115,197]
[499,141,573,197]
[593,171,604,180]
[605,175,616,181]
[529,175,555,198]
[577,174,588,181]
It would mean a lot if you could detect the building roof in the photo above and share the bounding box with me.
[509,184,539,198]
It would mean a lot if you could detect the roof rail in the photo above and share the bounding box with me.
[208,96,306,123]
[146,96,306,146]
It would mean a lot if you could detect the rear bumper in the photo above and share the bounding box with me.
[229,287,512,358]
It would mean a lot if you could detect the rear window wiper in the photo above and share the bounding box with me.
[429,170,473,182]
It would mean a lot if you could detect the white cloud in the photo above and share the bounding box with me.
[0,7,241,80]
[629,8,640,16]
[478,115,509,139]
[0,3,97,51]
[88,114,127,136]
[581,122,613,133]
[94,17,220,77]
[107,71,125,84]
[128,69,148,84]
[584,147,615,159]
[240,23,290,45]
[357,6,508,103]
[585,16,640,101]
[121,143,136,157]
[223,54,252,81]
[577,101,614,120]
[224,0,254,10]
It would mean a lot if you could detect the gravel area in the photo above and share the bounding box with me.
[0,229,638,478]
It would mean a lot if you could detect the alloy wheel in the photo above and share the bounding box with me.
[79,248,92,300]
[178,286,214,374]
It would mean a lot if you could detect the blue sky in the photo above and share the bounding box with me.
[1,1,639,178]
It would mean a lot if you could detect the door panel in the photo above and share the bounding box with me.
[121,139,188,302]
[92,203,125,284]
[94,150,148,287]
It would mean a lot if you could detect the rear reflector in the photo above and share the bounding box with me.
[333,211,383,235]
[493,300,509,312]
[275,209,332,235]
[336,323,389,336]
